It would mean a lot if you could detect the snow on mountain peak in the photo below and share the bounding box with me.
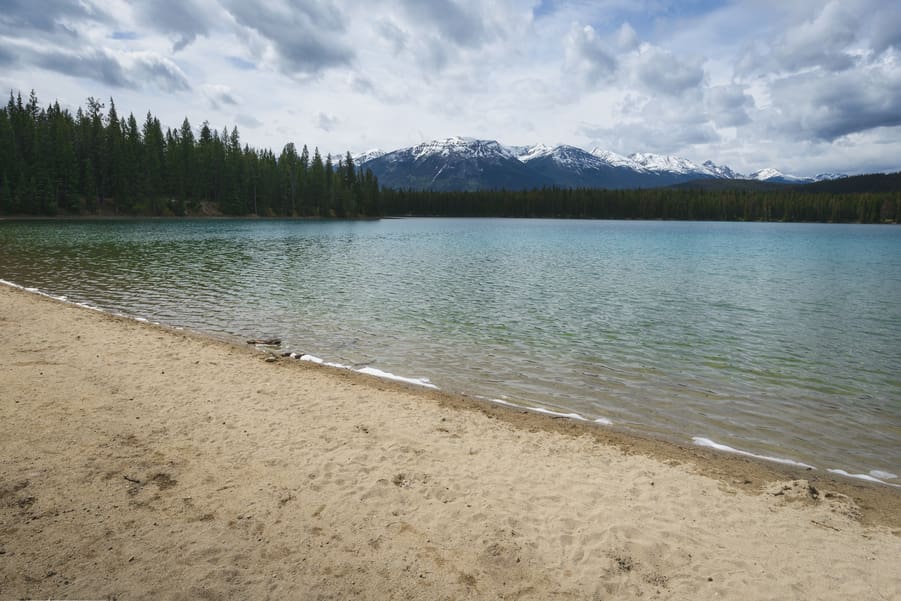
[589,148,643,170]
[701,160,741,179]
[813,172,847,181]
[518,144,651,175]
[629,152,710,175]
[751,167,784,180]
[517,143,554,161]
[362,136,843,186]
[403,137,519,162]
[748,168,813,183]
[354,148,385,164]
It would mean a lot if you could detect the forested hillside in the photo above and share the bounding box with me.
[0,91,380,217]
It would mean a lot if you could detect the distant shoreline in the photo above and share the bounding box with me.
[1,213,897,224]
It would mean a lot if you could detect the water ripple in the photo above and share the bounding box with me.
[1,218,899,478]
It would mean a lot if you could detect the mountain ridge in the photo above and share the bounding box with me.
[356,137,848,191]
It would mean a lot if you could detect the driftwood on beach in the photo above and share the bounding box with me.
[246,338,281,346]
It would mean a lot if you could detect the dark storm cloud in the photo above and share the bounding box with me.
[133,0,211,51]
[399,0,488,47]
[225,0,354,77]
[0,0,108,37]
[769,68,901,142]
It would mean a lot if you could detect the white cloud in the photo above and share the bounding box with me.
[315,112,339,132]
[706,84,754,127]
[629,44,704,96]
[565,24,618,87]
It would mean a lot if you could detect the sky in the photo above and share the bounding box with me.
[1,0,899,177]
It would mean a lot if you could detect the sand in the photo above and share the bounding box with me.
[0,283,898,600]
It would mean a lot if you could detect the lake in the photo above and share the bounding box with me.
[1,218,898,482]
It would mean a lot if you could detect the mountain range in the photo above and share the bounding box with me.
[355,137,845,192]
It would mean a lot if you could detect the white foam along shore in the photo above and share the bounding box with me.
[693,437,900,487]
[486,397,613,425]
[1,277,897,489]
[296,353,438,389]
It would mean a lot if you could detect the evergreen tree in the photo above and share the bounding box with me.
[104,98,125,213]
[309,147,325,216]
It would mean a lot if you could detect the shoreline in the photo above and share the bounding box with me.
[3,278,900,503]
[3,275,897,491]
[1,283,899,599]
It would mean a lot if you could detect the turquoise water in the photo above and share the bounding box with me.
[1,218,899,481]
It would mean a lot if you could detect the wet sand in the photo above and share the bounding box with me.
[0,283,898,600]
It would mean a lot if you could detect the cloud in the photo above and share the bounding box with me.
[110,31,139,41]
[565,24,618,86]
[316,112,339,132]
[0,45,15,66]
[350,75,375,95]
[224,0,354,77]
[630,44,704,96]
[869,7,901,55]
[583,118,719,156]
[767,65,901,141]
[375,19,407,54]
[705,84,754,127]
[203,84,239,110]
[130,52,191,92]
[236,113,262,128]
[133,0,211,51]
[15,46,190,93]
[226,56,256,70]
[739,1,864,76]
[398,0,488,47]
[31,48,132,88]
[581,90,719,155]
[773,1,858,73]
[616,22,638,50]
[0,0,108,37]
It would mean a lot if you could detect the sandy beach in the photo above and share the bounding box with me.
[0,283,898,600]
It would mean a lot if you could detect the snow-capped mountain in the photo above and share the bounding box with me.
[353,148,385,164]
[590,148,644,170]
[357,137,843,191]
[812,172,847,182]
[702,160,740,179]
[748,169,847,184]
[517,144,654,188]
[362,137,551,192]
[629,152,710,176]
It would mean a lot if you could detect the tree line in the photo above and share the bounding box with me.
[1,90,898,223]
[380,184,900,223]
[0,90,380,217]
